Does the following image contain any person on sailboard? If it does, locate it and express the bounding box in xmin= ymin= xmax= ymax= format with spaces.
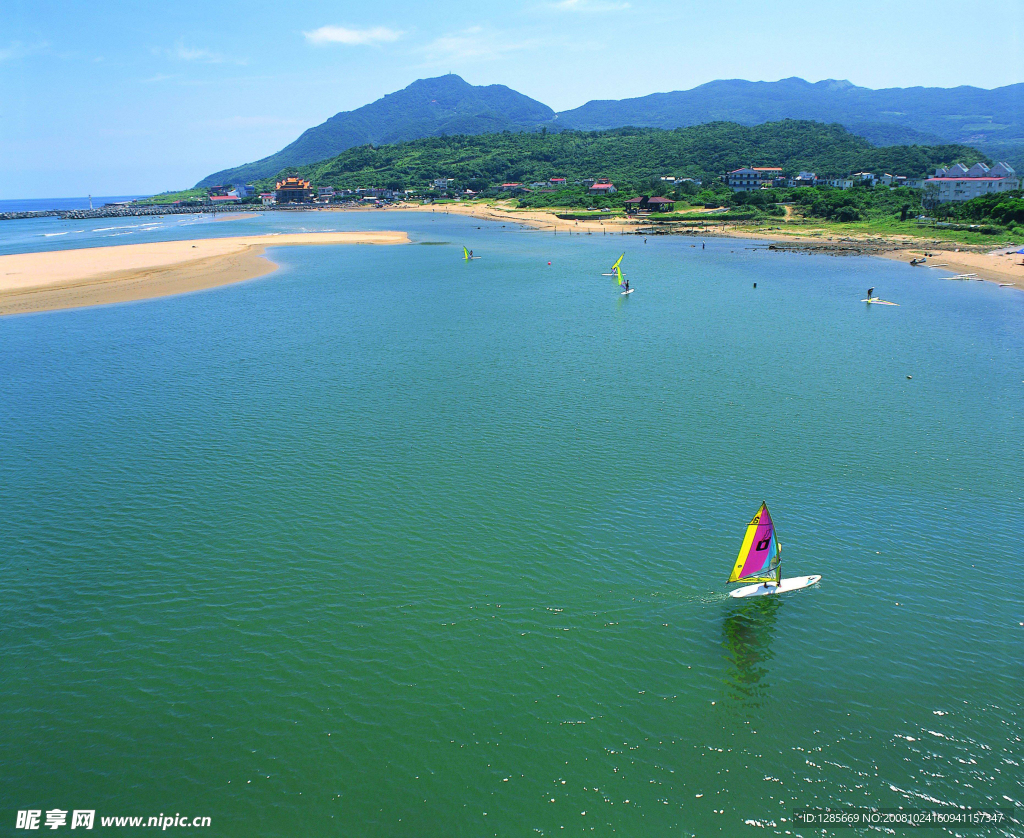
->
xmin=469 ymin=250 xmax=474 ymax=258
xmin=624 ymin=279 xmax=630 ymax=292
xmin=867 ymin=287 xmax=874 ymax=299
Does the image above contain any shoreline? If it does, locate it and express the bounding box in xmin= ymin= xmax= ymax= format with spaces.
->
xmin=1 ymin=209 xmax=1020 ymax=317
xmin=0 ymin=232 xmax=408 ymax=316
xmin=377 ymin=202 xmax=1024 ymax=289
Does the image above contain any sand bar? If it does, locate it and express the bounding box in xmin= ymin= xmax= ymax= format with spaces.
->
xmin=0 ymin=231 xmax=408 ymax=315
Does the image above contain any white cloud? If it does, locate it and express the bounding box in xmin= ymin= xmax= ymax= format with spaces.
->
xmin=153 ymin=43 xmax=247 ymax=65
xmin=0 ymin=41 xmax=48 ymax=62
xmin=552 ymin=0 xmax=630 ymax=10
xmin=419 ymin=27 xmax=539 ymax=64
xmin=303 ymin=25 xmax=403 ymax=46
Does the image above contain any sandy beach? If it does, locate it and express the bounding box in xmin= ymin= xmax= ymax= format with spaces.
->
xmin=383 ymin=200 xmax=637 ymax=234
xmin=0 ymin=231 xmax=408 ymax=315
xmin=878 ymin=246 xmax=1024 ymax=289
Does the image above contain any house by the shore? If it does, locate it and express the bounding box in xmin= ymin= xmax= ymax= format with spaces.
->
xmin=588 ymin=179 xmax=616 ymax=196
xmin=725 ymin=167 xmax=782 ymax=191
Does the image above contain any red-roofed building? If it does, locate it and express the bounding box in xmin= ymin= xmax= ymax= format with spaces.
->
xmin=210 ymin=195 xmax=240 ymax=203
xmin=549 ymin=177 xmax=567 ymax=185
xmin=588 ymin=180 xmax=617 ymax=195
xmin=924 ymin=162 xmax=1018 ymax=203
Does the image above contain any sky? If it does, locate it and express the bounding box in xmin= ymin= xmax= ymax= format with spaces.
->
xmin=2 ymin=0 xmax=1021 ymax=199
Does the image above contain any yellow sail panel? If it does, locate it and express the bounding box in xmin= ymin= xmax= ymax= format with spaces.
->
xmin=615 ymin=265 xmax=624 ymax=286
xmin=463 ymin=246 xmax=470 ymax=260
xmin=611 ymin=253 xmax=624 ymax=270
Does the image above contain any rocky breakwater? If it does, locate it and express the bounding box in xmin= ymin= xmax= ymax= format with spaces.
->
xmin=57 ymin=204 xmax=273 ymax=220
xmin=0 ymin=210 xmax=61 ymax=221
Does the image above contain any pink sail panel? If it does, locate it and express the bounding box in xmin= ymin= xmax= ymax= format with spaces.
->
xmin=739 ymin=504 xmax=775 ymax=578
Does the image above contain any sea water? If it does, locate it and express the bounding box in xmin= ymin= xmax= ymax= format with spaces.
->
xmin=1 ymin=211 xmax=1022 ymax=836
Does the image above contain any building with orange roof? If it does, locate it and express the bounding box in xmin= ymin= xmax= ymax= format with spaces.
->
xmin=275 ymin=176 xmax=314 ymax=204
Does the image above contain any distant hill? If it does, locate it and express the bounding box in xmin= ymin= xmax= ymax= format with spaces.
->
xmin=197 ymin=75 xmax=1023 ymax=188
xmin=197 ymin=75 xmax=556 ymax=187
xmin=555 ymin=78 xmax=1024 ymax=168
xmin=253 ymin=121 xmax=986 ymax=193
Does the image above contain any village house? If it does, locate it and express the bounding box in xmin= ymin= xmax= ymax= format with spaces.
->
xmin=259 ymin=192 xmax=275 ymax=206
xmin=587 ymin=179 xmax=616 ymax=196
xmin=822 ymin=178 xmax=854 ymax=189
xmin=788 ymin=171 xmax=818 ymax=188
xmin=275 ymin=176 xmax=315 ymax=204
xmin=317 ymin=186 xmax=335 ymax=202
xmin=725 ymin=167 xmax=783 ymax=191
xmin=924 ymin=162 xmax=1019 ymax=203
xmin=549 ymin=177 xmax=567 ymax=186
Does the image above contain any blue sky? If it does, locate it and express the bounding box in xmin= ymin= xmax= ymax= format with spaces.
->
xmin=2 ymin=0 xmax=1021 ymax=198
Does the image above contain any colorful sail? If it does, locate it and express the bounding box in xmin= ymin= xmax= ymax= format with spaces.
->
xmin=463 ymin=246 xmax=470 ymax=261
xmin=611 ymin=253 xmax=624 ymax=271
xmin=615 ymin=265 xmax=624 ymax=286
xmin=727 ymin=502 xmax=781 ymax=583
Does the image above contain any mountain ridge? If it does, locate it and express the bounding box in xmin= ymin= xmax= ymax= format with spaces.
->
xmin=196 ymin=75 xmax=1024 ymax=187
xmin=197 ymin=75 xmax=556 ymax=187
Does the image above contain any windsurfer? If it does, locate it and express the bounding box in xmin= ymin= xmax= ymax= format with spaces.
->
xmin=867 ymin=287 xmax=875 ymax=299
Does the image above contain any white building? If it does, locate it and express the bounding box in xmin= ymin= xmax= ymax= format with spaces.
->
xmin=259 ymin=192 xmax=276 ymax=206
xmin=924 ymin=162 xmax=1019 ymax=203
xmin=725 ymin=167 xmax=782 ymax=191
xmin=823 ymin=178 xmax=854 ymax=189
xmin=787 ymin=171 xmax=817 ymax=188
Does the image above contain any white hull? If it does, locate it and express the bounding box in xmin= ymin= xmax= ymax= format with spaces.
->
xmin=621 ymin=288 xmax=634 ymax=295
xmin=729 ymin=575 xmax=821 ymax=598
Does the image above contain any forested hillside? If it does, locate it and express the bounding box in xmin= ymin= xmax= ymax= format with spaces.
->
xmin=556 ymin=78 xmax=1024 ymax=169
xmin=253 ymin=120 xmax=986 ymax=193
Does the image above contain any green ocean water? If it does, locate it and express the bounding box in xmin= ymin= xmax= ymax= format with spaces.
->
xmin=1 ymin=212 xmax=1022 ymax=836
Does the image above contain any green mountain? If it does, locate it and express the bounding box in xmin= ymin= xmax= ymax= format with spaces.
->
xmin=254 ymin=121 xmax=985 ymax=193
xmin=196 ymin=75 xmax=556 ymax=187
xmin=555 ymin=78 xmax=1024 ymax=168
xmin=198 ymin=75 xmax=1022 ymax=189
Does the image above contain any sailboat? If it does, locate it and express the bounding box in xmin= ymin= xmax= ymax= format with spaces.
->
xmin=463 ymin=246 xmax=480 ymax=261
xmin=726 ymin=502 xmax=820 ymax=598
xmin=601 ymin=253 xmax=625 ymax=276
xmin=616 ymin=265 xmax=632 ymax=294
